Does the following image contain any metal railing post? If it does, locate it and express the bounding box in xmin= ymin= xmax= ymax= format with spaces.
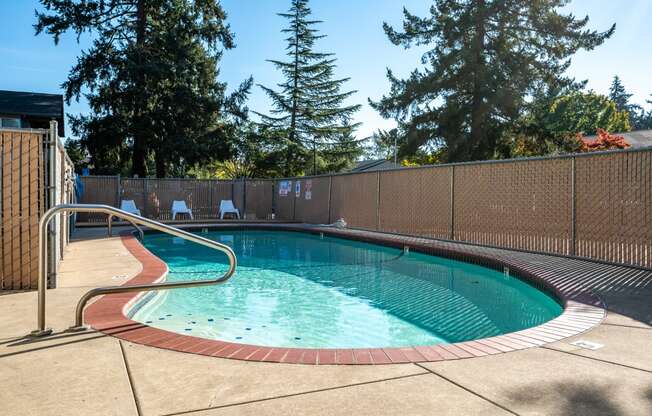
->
xmin=450 ymin=165 xmax=455 ymax=240
xmin=570 ymin=157 xmax=576 ymax=256
xmin=31 ymin=203 xmax=236 ymax=336
xmin=376 ymin=171 xmax=381 ymax=231
xmin=327 ymin=175 xmax=333 ymax=224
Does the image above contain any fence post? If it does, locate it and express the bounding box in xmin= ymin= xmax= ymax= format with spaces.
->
xmin=47 ymin=120 xmax=57 ymax=288
xmin=570 ymin=156 xmax=576 ymax=256
xmin=450 ymin=165 xmax=455 ymax=240
xmin=143 ymin=177 xmax=149 ymax=218
xmin=327 ymin=175 xmax=333 ymax=224
xmin=375 ymin=171 xmax=381 ymax=231
xmin=242 ymin=178 xmax=247 ymax=219
xmin=292 ymin=179 xmax=297 ymax=221
xmin=115 ymin=175 xmax=121 ymax=207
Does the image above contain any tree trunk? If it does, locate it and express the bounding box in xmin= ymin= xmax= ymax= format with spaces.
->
xmin=286 ymin=7 xmax=301 ymax=177
xmin=132 ymin=0 xmax=148 ymax=177
xmin=155 ymin=149 xmax=167 ymax=178
xmin=469 ymin=0 xmax=487 ymax=161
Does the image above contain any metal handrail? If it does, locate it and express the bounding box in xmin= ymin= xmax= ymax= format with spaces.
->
xmin=31 ymin=203 xmax=237 ymax=336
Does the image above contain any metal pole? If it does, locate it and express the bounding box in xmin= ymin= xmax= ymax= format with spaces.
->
xmin=48 ymin=121 xmax=57 ymax=288
xmin=450 ymin=165 xmax=455 ymax=240
xmin=376 ymin=171 xmax=381 ymax=230
xmin=570 ymin=157 xmax=576 ymax=256
xmin=327 ymin=175 xmax=333 ymax=224
xmin=32 ymin=203 xmax=235 ymax=336
xmin=393 ymin=135 xmax=397 ymax=165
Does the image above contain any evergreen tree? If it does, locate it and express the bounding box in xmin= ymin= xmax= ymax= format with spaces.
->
xmin=371 ymin=0 xmax=615 ymax=162
xmin=257 ymin=0 xmax=361 ymax=176
xmin=633 ymin=95 xmax=652 ymax=130
xmin=608 ymin=76 xmax=634 ymax=113
xmin=36 ymin=0 xmax=251 ymax=177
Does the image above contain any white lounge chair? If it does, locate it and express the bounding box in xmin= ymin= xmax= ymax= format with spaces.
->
xmin=171 ymin=200 xmax=193 ymax=220
xmin=120 ymin=200 xmax=141 ymax=216
xmin=219 ymin=200 xmax=240 ymax=219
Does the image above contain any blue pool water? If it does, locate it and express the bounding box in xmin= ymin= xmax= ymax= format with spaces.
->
xmin=130 ymin=230 xmax=562 ymax=348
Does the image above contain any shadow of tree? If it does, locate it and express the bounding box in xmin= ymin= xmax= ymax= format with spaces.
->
xmin=507 ymin=381 xmax=652 ymax=416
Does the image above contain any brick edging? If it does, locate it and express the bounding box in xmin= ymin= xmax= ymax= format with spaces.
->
xmin=84 ymin=226 xmax=605 ymax=365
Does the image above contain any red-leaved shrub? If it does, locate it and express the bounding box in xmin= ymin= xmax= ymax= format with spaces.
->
xmin=578 ymin=129 xmax=630 ymax=152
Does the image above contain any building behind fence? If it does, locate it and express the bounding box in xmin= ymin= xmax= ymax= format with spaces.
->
xmin=0 ymin=121 xmax=74 ymax=290
xmin=80 ymin=147 xmax=652 ymax=270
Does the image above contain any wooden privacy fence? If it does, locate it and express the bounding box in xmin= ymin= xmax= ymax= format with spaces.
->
xmin=0 ymin=124 xmax=74 ymax=290
xmin=78 ymin=177 xmax=273 ymax=222
xmin=80 ymin=146 xmax=652 ymax=269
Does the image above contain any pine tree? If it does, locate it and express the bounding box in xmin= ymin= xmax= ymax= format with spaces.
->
xmin=36 ymin=0 xmax=251 ymax=177
xmin=609 ymin=76 xmax=633 ymax=113
xmin=371 ymin=0 xmax=615 ymax=162
xmin=257 ymin=0 xmax=361 ymax=176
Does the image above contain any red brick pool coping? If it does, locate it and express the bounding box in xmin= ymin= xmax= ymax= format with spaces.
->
xmin=84 ymin=226 xmax=606 ymax=365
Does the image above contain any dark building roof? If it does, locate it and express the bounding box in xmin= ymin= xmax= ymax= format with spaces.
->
xmin=0 ymin=90 xmax=64 ymax=135
xmin=350 ymin=159 xmax=401 ymax=172
xmin=583 ymin=129 xmax=652 ymax=149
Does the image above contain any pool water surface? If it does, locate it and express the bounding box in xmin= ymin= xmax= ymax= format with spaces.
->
xmin=130 ymin=230 xmax=562 ymax=348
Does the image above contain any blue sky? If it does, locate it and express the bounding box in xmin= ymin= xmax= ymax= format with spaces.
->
xmin=2 ymin=0 xmax=651 ymax=140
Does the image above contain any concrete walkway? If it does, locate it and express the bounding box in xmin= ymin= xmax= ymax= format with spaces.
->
xmin=1 ymin=228 xmax=651 ymax=415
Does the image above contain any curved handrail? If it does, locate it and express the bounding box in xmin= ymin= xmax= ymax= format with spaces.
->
xmin=31 ymin=203 xmax=237 ymax=336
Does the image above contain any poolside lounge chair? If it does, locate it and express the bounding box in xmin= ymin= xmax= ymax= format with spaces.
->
xmin=219 ymin=200 xmax=240 ymax=219
xmin=120 ymin=200 xmax=141 ymax=216
xmin=171 ymin=200 xmax=194 ymax=220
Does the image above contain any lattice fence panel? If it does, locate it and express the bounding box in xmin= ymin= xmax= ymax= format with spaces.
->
xmin=273 ymin=179 xmax=295 ymax=220
xmin=245 ymin=180 xmax=274 ymax=220
xmin=78 ymin=176 xmax=119 ymax=222
xmin=293 ymin=176 xmax=330 ymax=224
xmin=0 ymin=130 xmax=45 ymax=289
xmin=453 ymin=159 xmax=572 ymax=254
xmin=330 ymin=172 xmax=378 ymax=230
xmin=575 ymin=151 xmax=652 ymax=268
xmin=379 ymin=166 xmax=452 ymax=239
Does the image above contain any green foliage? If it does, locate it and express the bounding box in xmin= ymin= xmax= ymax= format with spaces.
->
xmin=371 ymin=0 xmax=615 ymax=162
xmin=503 ymin=91 xmax=630 ymax=158
xmin=36 ymin=0 xmax=251 ymax=177
xmin=63 ymin=138 xmax=90 ymax=173
xmin=632 ymin=95 xmax=652 ymax=130
xmin=544 ymin=92 xmax=631 ymax=137
xmin=256 ymin=0 xmax=362 ymax=176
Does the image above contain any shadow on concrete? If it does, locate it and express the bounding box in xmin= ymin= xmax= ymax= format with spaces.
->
xmin=507 ymin=382 xmax=652 ymax=416
xmin=0 ymin=323 xmax=144 ymax=359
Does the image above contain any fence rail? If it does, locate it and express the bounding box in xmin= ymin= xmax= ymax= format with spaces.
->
xmin=79 ymin=146 xmax=652 ymax=269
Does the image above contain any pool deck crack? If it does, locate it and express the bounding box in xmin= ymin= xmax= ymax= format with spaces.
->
xmin=120 ymin=340 xmax=144 ymax=416
xmin=160 ymin=370 xmax=431 ymax=416
xmin=540 ymin=345 xmax=652 ymax=374
xmin=413 ymin=362 xmax=521 ymax=416
xmin=600 ymin=322 xmax=652 ymax=330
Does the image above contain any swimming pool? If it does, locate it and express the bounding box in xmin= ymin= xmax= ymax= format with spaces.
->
xmin=129 ymin=230 xmax=562 ymax=349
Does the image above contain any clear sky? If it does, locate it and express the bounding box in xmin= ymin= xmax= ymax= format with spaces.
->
xmin=2 ymin=0 xmax=651 ymax=140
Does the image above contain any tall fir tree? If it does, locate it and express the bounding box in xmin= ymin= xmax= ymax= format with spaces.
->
xmin=609 ymin=76 xmax=634 ymax=113
xmin=371 ymin=0 xmax=615 ymax=162
xmin=36 ymin=0 xmax=251 ymax=177
xmin=257 ymin=0 xmax=361 ymax=176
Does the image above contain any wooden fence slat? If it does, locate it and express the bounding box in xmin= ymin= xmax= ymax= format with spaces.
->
xmin=11 ymin=131 xmax=22 ymax=289
xmin=20 ymin=132 xmax=31 ymax=289
xmin=2 ymin=132 xmax=14 ymax=289
xmin=29 ymin=135 xmax=41 ymax=288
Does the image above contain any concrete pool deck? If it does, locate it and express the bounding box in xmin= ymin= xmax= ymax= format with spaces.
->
xmin=1 ymin=226 xmax=651 ymax=415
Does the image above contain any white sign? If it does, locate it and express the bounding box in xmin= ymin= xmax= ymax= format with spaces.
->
xmin=295 ymin=181 xmax=301 ymax=197
xmin=279 ymin=180 xmax=291 ymax=197
xmin=305 ymin=179 xmax=312 ymax=200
